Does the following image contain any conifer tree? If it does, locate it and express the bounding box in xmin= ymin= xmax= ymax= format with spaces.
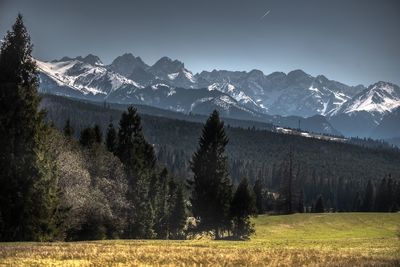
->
xmin=362 ymin=180 xmax=374 ymax=212
xmin=352 ymin=191 xmax=362 ymax=211
xmin=253 ymin=179 xmax=264 ymax=214
xmin=230 ymin=178 xmax=256 ymax=239
xmin=314 ymin=195 xmax=325 ymax=213
xmin=153 ymin=168 xmax=169 ymax=238
xmin=105 ymin=120 xmax=117 ymax=153
xmin=79 ymin=127 xmax=96 ymax=147
xmin=189 ymin=110 xmax=232 ymax=239
xmin=63 ymin=118 xmax=74 ymax=138
xmin=168 ymin=185 xmax=187 ymax=239
xmin=0 ymin=14 xmax=60 ymax=241
xmin=279 ymin=149 xmax=295 ymax=214
xmin=93 ymin=124 xmax=102 ymax=143
xmin=116 ymin=106 xmax=156 ymax=238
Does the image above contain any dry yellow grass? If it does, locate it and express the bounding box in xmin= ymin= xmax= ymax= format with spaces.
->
xmin=0 ymin=213 xmax=399 ymax=266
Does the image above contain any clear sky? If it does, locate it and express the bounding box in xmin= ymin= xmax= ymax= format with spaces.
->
xmin=1 ymin=0 xmax=399 ymax=86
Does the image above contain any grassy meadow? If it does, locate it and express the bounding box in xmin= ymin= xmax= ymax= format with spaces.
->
xmin=0 ymin=213 xmax=399 ymax=266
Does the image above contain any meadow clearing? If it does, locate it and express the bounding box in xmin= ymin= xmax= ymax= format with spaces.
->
xmin=0 ymin=213 xmax=399 ymax=266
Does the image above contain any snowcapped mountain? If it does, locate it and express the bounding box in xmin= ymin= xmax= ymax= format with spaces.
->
xmin=36 ymin=57 xmax=264 ymax=121
xmin=196 ymin=69 xmax=364 ymax=117
xmin=148 ymin=57 xmax=197 ymax=89
xmin=331 ymin=82 xmax=400 ymax=119
xmin=328 ymin=82 xmax=400 ymax=137
xmin=36 ymin=53 xmax=399 ymax=138
xmin=37 ymin=58 xmax=141 ymax=98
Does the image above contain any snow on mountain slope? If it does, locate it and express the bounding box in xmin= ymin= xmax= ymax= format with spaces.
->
xmin=36 ymin=57 xmax=142 ymax=96
xmin=327 ymin=82 xmax=400 ymax=137
xmin=334 ymin=82 xmax=400 ymax=116
xmin=37 ymin=53 xmax=400 ymax=139
xmin=198 ymin=70 xmax=363 ymax=117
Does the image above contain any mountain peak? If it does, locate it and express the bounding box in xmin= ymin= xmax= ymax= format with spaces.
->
xmin=80 ymin=54 xmax=102 ymax=65
xmin=153 ymin=57 xmax=185 ymax=69
xmin=287 ymin=69 xmax=309 ymax=77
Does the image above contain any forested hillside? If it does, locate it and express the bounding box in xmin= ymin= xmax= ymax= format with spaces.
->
xmin=42 ymin=94 xmax=400 ymax=211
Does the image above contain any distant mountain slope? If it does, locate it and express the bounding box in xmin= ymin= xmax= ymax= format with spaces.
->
xmin=329 ymin=82 xmax=400 ymax=137
xmin=371 ymin=107 xmax=400 ymax=139
xmin=36 ymin=54 xmax=365 ymax=119
xmin=36 ymin=53 xmax=399 ymax=138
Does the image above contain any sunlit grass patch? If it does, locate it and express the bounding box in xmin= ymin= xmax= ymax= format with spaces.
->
xmin=1 ymin=213 xmax=399 ymax=266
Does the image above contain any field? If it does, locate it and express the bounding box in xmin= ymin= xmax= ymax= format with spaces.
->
xmin=0 ymin=213 xmax=399 ymax=266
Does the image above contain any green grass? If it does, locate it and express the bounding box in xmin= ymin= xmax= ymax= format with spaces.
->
xmin=0 ymin=213 xmax=399 ymax=266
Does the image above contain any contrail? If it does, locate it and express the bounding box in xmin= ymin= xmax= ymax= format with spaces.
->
xmin=260 ymin=10 xmax=270 ymax=20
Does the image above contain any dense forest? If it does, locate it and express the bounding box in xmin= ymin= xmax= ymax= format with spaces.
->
xmin=42 ymin=94 xmax=400 ymax=212
xmin=1 ymin=15 xmax=399 ymax=243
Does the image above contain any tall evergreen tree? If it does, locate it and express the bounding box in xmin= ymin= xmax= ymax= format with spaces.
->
xmin=153 ymin=168 xmax=169 ymax=239
xmin=0 ymin=14 xmax=60 ymax=241
xmin=189 ymin=110 xmax=232 ymax=239
xmin=63 ymin=118 xmax=74 ymax=138
xmin=116 ymin=106 xmax=156 ymax=238
xmin=253 ymin=179 xmax=264 ymax=214
xmin=314 ymin=195 xmax=325 ymax=213
xmin=352 ymin=191 xmax=362 ymax=212
xmin=279 ymin=148 xmax=295 ymax=214
xmin=230 ymin=178 xmax=256 ymax=239
xmin=105 ymin=120 xmax=117 ymax=153
xmin=362 ymin=180 xmax=374 ymax=212
xmin=93 ymin=124 xmax=102 ymax=143
xmin=168 ymin=185 xmax=187 ymax=239
xmin=79 ymin=127 xmax=96 ymax=147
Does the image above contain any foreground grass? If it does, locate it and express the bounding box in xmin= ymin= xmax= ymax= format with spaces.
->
xmin=0 ymin=213 xmax=399 ymax=266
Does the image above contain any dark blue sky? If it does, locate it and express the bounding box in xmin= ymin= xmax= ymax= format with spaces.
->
xmin=1 ymin=0 xmax=399 ymax=86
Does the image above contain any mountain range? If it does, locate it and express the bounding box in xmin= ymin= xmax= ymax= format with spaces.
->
xmin=36 ymin=53 xmax=400 ymax=142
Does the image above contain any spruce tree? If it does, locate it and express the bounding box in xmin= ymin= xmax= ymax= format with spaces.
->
xmin=63 ymin=118 xmax=74 ymax=138
xmin=168 ymin=185 xmax=187 ymax=239
xmin=253 ymin=179 xmax=264 ymax=214
xmin=153 ymin=168 xmax=169 ymax=238
xmin=105 ymin=120 xmax=117 ymax=153
xmin=189 ymin=110 xmax=232 ymax=239
xmin=116 ymin=106 xmax=156 ymax=238
xmin=230 ymin=178 xmax=256 ymax=239
xmin=79 ymin=127 xmax=95 ymax=147
xmin=362 ymin=180 xmax=374 ymax=212
xmin=93 ymin=124 xmax=102 ymax=143
xmin=314 ymin=195 xmax=325 ymax=213
xmin=0 ymin=14 xmax=60 ymax=241
xmin=352 ymin=192 xmax=362 ymax=212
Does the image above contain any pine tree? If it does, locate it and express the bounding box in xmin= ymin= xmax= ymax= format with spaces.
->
xmin=79 ymin=127 xmax=95 ymax=147
xmin=63 ymin=119 xmax=74 ymax=138
xmin=375 ymin=177 xmax=388 ymax=212
xmin=116 ymin=106 xmax=156 ymax=238
xmin=279 ymin=149 xmax=295 ymax=214
xmin=230 ymin=178 xmax=256 ymax=239
xmin=253 ymin=179 xmax=263 ymax=214
xmin=0 ymin=14 xmax=61 ymax=241
xmin=297 ymin=189 xmax=304 ymax=213
xmin=189 ymin=110 xmax=232 ymax=239
xmin=93 ymin=124 xmax=102 ymax=143
xmin=168 ymin=185 xmax=187 ymax=239
xmin=105 ymin=120 xmax=117 ymax=153
xmin=314 ymin=195 xmax=325 ymax=213
xmin=362 ymin=180 xmax=374 ymax=212
xmin=352 ymin=191 xmax=362 ymax=212
xmin=153 ymin=168 xmax=169 ymax=238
